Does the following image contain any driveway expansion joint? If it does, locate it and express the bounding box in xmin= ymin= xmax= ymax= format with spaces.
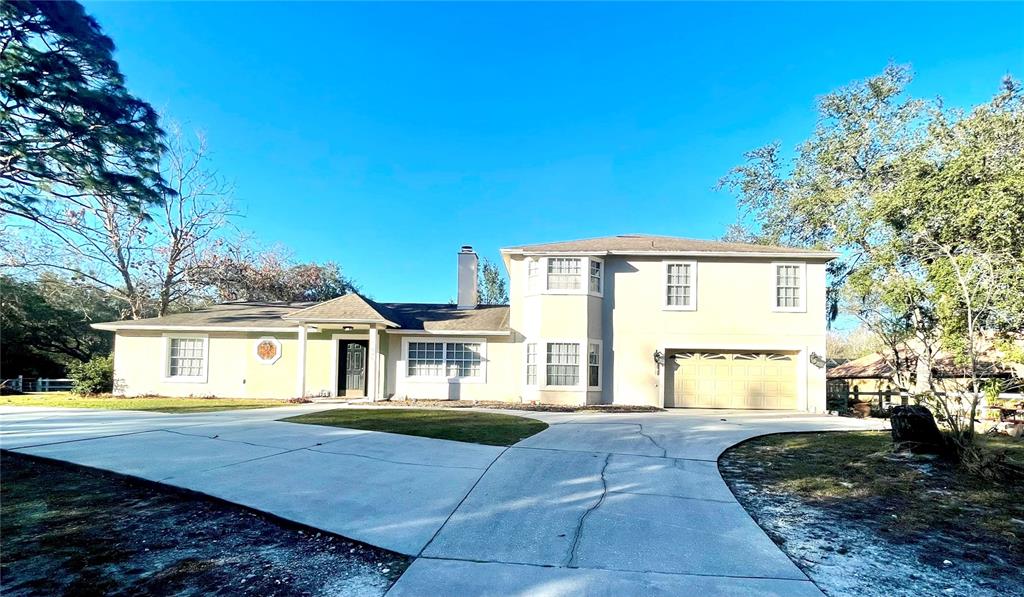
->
xmin=418 ymin=445 xmax=512 ymax=557
xmin=304 ymin=446 xmax=492 ymax=470
xmin=410 ymin=554 xmax=822 ymax=584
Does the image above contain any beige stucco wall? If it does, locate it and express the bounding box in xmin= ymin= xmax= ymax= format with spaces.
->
xmin=384 ymin=333 xmax=520 ymax=401
xmin=507 ymin=254 xmax=831 ymax=411
xmin=113 ymin=330 xmax=295 ymax=398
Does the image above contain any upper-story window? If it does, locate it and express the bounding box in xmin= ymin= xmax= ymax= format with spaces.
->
xmin=589 ymin=260 xmax=602 ymax=293
xmin=773 ymin=262 xmax=806 ymax=312
xmin=664 ymin=261 xmax=696 ymax=310
xmin=547 ymin=258 xmax=582 ymax=290
xmin=527 ymin=259 xmax=540 ymax=292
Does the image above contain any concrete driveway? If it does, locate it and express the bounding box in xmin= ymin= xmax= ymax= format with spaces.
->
xmin=0 ymin=405 xmax=886 ymax=597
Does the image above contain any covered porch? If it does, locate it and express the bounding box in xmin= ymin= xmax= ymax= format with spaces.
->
xmin=284 ymin=295 xmax=399 ymax=400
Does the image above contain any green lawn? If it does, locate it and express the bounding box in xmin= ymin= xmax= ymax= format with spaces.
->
xmin=283 ymin=408 xmax=548 ymax=446
xmin=1 ymin=393 xmax=291 ymax=413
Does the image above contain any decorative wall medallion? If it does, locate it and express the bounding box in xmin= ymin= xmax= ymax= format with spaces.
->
xmin=254 ymin=337 xmax=282 ymax=365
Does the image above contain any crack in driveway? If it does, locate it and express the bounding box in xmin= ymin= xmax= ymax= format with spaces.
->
xmin=635 ymin=423 xmax=668 ymax=457
xmin=565 ymin=452 xmax=613 ymax=567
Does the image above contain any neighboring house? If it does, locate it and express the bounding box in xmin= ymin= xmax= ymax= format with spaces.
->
xmin=828 ymin=345 xmax=1021 ymax=402
xmin=94 ymin=234 xmax=837 ymax=410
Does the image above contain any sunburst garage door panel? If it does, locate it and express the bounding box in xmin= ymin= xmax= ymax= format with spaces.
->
xmin=667 ymin=351 xmax=797 ymax=409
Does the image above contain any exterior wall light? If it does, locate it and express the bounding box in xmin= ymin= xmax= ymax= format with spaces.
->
xmin=653 ymin=350 xmax=665 ymax=375
xmin=809 ymin=351 xmax=826 ymax=369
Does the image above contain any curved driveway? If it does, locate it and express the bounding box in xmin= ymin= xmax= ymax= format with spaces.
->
xmin=1 ymin=406 xmax=886 ymax=597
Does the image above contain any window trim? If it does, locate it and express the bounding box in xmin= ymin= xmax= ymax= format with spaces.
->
xmin=544 ymin=257 xmax=584 ymax=294
xmin=400 ymin=337 xmax=487 ymax=383
xmin=531 ymin=256 xmax=604 ymax=297
xmin=587 ymin=339 xmax=602 ymax=390
xmin=524 ymin=342 xmax=538 ymax=387
xmin=663 ymin=260 xmax=698 ymax=311
xmin=771 ymin=261 xmax=807 ymax=313
xmin=543 ymin=339 xmax=582 ymax=389
xmin=587 ymin=257 xmax=604 ymax=297
xmin=162 ymin=333 xmax=209 ymax=383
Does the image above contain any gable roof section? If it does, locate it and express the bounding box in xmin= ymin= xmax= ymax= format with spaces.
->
xmin=283 ymin=294 xmax=398 ymax=326
xmin=502 ymin=234 xmax=837 ymax=258
xmin=92 ymin=301 xmax=313 ymax=331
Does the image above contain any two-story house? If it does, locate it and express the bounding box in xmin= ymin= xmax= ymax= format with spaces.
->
xmin=96 ymin=235 xmax=836 ymax=411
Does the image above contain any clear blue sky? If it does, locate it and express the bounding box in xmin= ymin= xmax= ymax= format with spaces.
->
xmin=85 ymin=1 xmax=1023 ymax=304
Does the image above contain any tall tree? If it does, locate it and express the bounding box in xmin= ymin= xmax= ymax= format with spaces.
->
xmin=1 ymin=0 xmax=167 ymax=217
xmin=477 ymin=258 xmax=508 ymax=305
xmin=0 ymin=274 xmax=120 ymax=377
xmin=720 ymin=66 xmax=1024 ymax=456
xmin=2 ymin=126 xmax=234 ymax=318
xmin=196 ymin=243 xmax=357 ymax=303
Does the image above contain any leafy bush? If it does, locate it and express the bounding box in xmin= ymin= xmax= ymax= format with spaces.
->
xmin=68 ymin=355 xmax=114 ymax=395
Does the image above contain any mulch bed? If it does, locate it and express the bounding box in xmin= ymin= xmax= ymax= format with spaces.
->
xmin=367 ymin=399 xmax=663 ymax=413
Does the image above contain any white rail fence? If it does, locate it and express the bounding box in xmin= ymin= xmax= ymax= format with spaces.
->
xmin=1 ymin=376 xmax=74 ymax=393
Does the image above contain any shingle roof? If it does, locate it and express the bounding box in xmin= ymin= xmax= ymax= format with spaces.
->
xmin=92 ymin=301 xmax=314 ymax=330
xmin=93 ymin=297 xmax=511 ymax=333
xmin=376 ymin=303 xmax=510 ymax=332
xmin=284 ymin=294 xmax=398 ymax=326
xmin=503 ymin=234 xmax=836 ymax=257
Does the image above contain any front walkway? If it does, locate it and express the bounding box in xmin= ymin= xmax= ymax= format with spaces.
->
xmin=0 ymin=405 xmax=886 ymax=597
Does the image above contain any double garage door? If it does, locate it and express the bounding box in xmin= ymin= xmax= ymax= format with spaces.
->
xmin=666 ymin=351 xmax=797 ymax=409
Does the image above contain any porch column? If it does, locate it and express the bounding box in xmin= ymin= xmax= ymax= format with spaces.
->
xmin=296 ymin=325 xmax=308 ymax=397
xmin=367 ymin=327 xmax=380 ymax=401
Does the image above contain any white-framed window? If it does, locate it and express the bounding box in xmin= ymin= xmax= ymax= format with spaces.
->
xmin=525 ymin=343 xmax=537 ymax=385
xmin=546 ymin=342 xmax=580 ymax=386
xmin=589 ymin=259 xmax=602 ymax=294
xmin=527 ymin=259 xmax=540 ymax=293
xmin=407 ymin=341 xmax=445 ymax=377
xmin=547 ymin=258 xmax=582 ymax=290
xmin=773 ymin=262 xmax=806 ymax=312
xmin=588 ymin=341 xmax=601 ymax=388
xmin=664 ymin=261 xmax=697 ymax=310
xmin=164 ymin=335 xmax=208 ymax=382
xmin=404 ymin=338 xmax=486 ymax=381
xmin=446 ymin=342 xmax=482 ymax=378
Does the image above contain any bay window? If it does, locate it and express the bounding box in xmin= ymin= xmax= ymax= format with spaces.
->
xmin=546 ymin=342 xmax=580 ymax=386
xmin=547 ymin=258 xmax=582 ymax=290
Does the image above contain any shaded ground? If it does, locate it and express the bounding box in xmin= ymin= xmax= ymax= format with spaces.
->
xmin=285 ymin=408 xmax=547 ymax=446
xmin=2 ymin=394 xmax=290 ymax=413
xmin=369 ymin=399 xmax=663 ymax=413
xmin=0 ymin=452 xmax=409 ymax=597
xmin=719 ymin=431 xmax=1024 ymax=597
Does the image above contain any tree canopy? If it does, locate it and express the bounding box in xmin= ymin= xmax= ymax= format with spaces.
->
xmin=1 ymin=0 xmax=167 ymax=216
xmin=721 ymin=65 xmax=1024 ymax=451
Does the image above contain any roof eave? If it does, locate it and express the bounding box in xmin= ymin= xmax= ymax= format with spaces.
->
xmin=281 ymin=316 xmax=399 ymax=328
xmin=501 ymin=248 xmax=838 ymax=259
